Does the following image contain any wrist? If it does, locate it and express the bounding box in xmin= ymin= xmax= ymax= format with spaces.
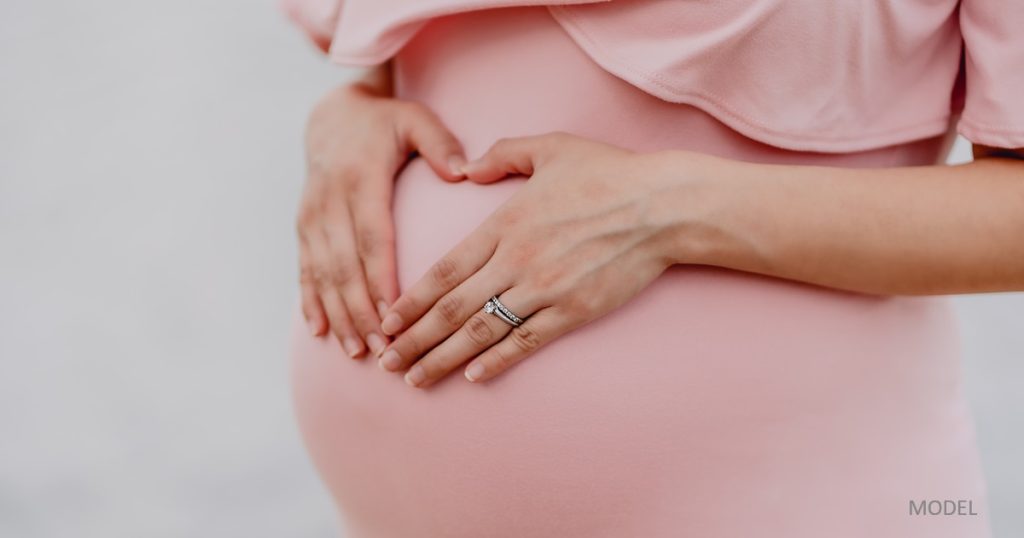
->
xmin=644 ymin=150 xmax=751 ymax=268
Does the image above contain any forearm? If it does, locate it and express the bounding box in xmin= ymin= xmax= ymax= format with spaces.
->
xmin=659 ymin=153 xmax=1024 ymax=295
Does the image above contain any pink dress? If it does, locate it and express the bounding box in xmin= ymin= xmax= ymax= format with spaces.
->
xmin=283 ymin=1 xmax=1022 ymax=536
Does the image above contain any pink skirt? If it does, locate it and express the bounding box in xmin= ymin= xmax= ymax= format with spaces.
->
xmin=289 ymin=7 xmax=990 ymax=537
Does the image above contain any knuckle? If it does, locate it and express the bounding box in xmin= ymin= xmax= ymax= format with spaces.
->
xmin=327 ymin=263 xmax=357 ymax=288
xmin=299 ymin=265 xmax=318 ymax=285
xmin=341 ymin=175 xmax=363 ymax=198
xmin=348 ymin=308 xmax=376 ymax=332
xmin=502 ymin=240 xmax=537 ymax=264
xmin=491 ymin=347 xmax=516 ymax=370
xmin=515 ymin=279 xmax=552 ymax=307
xmin=430 ymin=257 xmax=461 ymax=288
xmin=399 ymin=331 xmax=425 ymax=358
xmin=308 ymin=267 xmax=331 ymax=288
xmin=548 ymin=282 xmax=575 ymax=305
xmin=296 ymin=202 xmax=322 ymax=232
xmin=420 ymin=359 xmax=446 ymax=381
xmin=435 ymin=294 xmax=464 ymax=327
xmin=525 ymin=271 xmax=573 ymax=304
xmin=464 ymin=315 xmax=494 ymax=346
xmin=532 ymin=265 xmax=565 ymax=292
xmin=329 ymin=323 xmax=347 ymax=339
xmin=509 ymin=325 xmax=540 ymax=354
xmin=565 ymin=293 xmax=600 ymax=317
xmin=356 ymin=225 xmax=393 ymax=259
xmin=356 ymin=226 xmax=378 ymax=257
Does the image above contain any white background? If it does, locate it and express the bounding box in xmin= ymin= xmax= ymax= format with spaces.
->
xmin=1 ymin=1 xmax=1021 ymax=536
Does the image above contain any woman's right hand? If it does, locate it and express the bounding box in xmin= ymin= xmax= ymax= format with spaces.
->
xmin=298 ymin=77 xmax=467 ymax=358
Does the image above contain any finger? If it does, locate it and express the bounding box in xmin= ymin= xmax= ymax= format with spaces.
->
xmin=307 ymin=228 xmax=366 ymax=358
xmin=463 ymin=307 xmax=569 ymax=383
xmin=379 ymin=226 xmax=499 ymax=336
xmin=325 ymin=209 xmax=390 ymax=357
xmin=461 ymin=134 xmax=562 ymax=184
xmin=399 ymin=101 xmax=467 ymax=182
xmin=319 ymin=285 xmax=366 ymax=358
xmin=352 ymin=192 xmax=400 ymax=319
xmin=402 ymin=287 xmax=542 ymax=388
xmin=298 ymin=239 xmax=328 ymax=337
xmin=378 ymin=263 xmax=513 ymax=373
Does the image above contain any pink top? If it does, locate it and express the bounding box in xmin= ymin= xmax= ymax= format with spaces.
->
xmin=281 ymin=0 xmax=1024 ymax=152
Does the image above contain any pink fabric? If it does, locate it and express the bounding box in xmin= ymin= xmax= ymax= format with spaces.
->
xmin=281 ymin=0 xmax=610 ymax=63
xmin=959 ymin=0 xmax=1024 ymax=149
xmin=281 ymin=0 xmax=1024 ymax=151
xmin=288 ymin=7 xmax=991 ymax=537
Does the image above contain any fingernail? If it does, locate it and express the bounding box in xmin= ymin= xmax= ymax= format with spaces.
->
xmin=366 ymin=333 xmax=387 ymax=357
xmin=308 ymin=318 xmax=321 ymax=337
xmin=379 ymin=349 xmax=401 ymax=371
xmin=448 ymin=155 xmax=467 ymax=177
xmin=342 ymin=337 xmax=362 ymax=358
xmin=381 ymin=312 xmax=403 ymax=335
xmin=405 ymin=365 xmax=425 ymax=387
xmin=465 ymin=363 xmax=485 ymax=382
xmin=376 ymin=300 xmax=389 ymax=319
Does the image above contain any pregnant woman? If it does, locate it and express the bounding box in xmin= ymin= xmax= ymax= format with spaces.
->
xmin=283 ymin=1 xmax=1021 ymax=536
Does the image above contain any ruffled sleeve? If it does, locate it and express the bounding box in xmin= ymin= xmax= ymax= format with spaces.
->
xmin=957 ymin=0 xmax=1024 ymax=148
xmin=280 ymin=0 xmax=342 ymax=54
xmin=279 ymin=0 xmax=1003 ymax=154
xmin=279 ymin=0 xmax=610 ymax=66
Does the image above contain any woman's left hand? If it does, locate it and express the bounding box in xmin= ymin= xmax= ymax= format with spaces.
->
xmin=376 ymin=133 xmax=700 ymax=387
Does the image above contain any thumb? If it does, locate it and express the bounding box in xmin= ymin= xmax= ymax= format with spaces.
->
xmin=460 ymin=135 xmax=551 ymax=184
xmin=401 ymin=102 xmax=467 ymax=182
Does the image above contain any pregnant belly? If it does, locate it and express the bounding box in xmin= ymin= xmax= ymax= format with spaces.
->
xmin=290 ymin=160 xmax=983 ymax=538
xmin=289 ymin=7 xmax=986 ymax=538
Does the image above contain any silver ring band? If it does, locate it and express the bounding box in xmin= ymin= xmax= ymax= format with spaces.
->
xmin=482 ymin=295 xmax=526 ymax=327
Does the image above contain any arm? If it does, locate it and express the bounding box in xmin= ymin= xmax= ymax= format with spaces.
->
xmin=374 ymin=135 xmax=1024 ymax=386
xmin=658 ymin=146 xmax=1024 ymax=295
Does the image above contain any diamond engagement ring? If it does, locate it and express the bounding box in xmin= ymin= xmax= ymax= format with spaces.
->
xmin=482 ymin=295 xmax=526 ymax=327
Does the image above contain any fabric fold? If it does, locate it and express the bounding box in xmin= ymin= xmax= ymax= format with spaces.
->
xmin=280 ymin=0 xmax=1024 ymax=152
